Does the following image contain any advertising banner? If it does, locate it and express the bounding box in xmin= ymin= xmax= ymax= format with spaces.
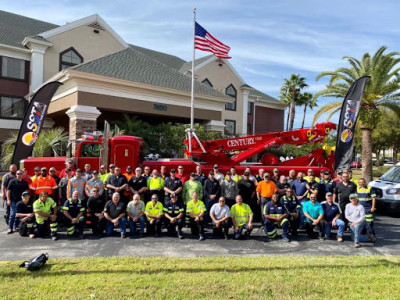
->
xmin=334 ymin=76 xmax=370 ymax=170
xmin=11 ymin=81 xmax=62 ymax=165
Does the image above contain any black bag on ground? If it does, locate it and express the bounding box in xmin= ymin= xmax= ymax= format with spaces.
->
xmin=19 ymin=253 xmax=49 ymax=271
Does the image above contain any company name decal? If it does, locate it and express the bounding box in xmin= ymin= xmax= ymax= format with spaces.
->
xmin=227 ymin=137 xmax=255 ymax=147
xmin=21 ymin=102 xmax=47 ymax=146
xmin=340 ymin=99 xmax=359 ymax=143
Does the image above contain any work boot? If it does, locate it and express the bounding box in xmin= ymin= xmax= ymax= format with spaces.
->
xmin=367 ymin=232 xmax=376 ymax=243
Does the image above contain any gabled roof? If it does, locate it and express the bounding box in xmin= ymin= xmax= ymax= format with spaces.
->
xmin=0 ymin=10 xmax=58 ymax=49
xmin=72 ymin=48 xmax=231 ymax=99
xmin=39 ymin=14 xmax=129 ymax=49
xmin=179 ymin=54 xmax=214 ymax=73
xmin=129 ymin=44 xmax=186 ymax=70
xmin=249 ymin=87 xmax=283 ymax=105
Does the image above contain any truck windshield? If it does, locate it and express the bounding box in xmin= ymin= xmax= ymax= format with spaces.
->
xmin=380 ymin=166 xmax=400 ymax=182
xmin=81 ymin=143 xmax=101 ymax=157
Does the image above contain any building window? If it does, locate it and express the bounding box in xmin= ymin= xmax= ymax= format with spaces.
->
xmin=59 ymin=47 xmax=83 ymax=71
xmin=202 ymin=78 xmax=213 ymax=87
xmin=248 ymin=101 xmax=253 ymax=115
xmin=0 ymin=96 xmax=26 ymax=119
xmin=1 ymin=56 xmax=26 ymax=80
xmin=225 ymin=119 xmax=236 ymax=136
xmin=225 ymin=84 xmax=237 ymax=111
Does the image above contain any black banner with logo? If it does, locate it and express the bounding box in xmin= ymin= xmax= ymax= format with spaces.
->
xmin=334 ymin=76 xmax=370 ymax=170
xmin=11 ymin=81 xmax=62 ymax=166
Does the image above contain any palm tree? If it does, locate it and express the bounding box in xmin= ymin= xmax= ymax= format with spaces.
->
xmin=298 ymin=92 xmax=315 ymax=129
xmin=0 ymin=127 xmax=68 ymax=169
xmin=313 ymin=46 xmax=400 ymax=182
xmin=280 ymin=74 xmax=309 ymax=130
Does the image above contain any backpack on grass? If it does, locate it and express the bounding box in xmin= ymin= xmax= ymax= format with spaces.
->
xmin=19 ymin=253 xmax=49 ymax=271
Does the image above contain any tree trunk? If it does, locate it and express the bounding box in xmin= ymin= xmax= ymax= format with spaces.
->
xmin=286 ymin=102 xmax=291 ymax=131
xmin=301 ymin=103 xmax=307 ymax=129
xmin=289 ymin=99 xmax=296 ymax=130
xmin=361 ymin=128 xmax=373 ymax=183
xmin=375 ymin=150 xmax=380 ymax=167
xmin=393 ymin=146 xmax=398 ymax=164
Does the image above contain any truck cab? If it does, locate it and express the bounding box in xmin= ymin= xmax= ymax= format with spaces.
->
xmin=21 ymin=135 xmax=145 ymax=176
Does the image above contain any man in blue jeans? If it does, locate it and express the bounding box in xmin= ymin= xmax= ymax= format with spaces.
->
xmin=126 ymin=194 xmax=146 ymax=237
xmin=104 ymin=192 xmax=127 ymax=238
xmin=322 ymin=192 xmax=345 ymax=242
xmin=345 ymin=193 xmax=375 ymax=248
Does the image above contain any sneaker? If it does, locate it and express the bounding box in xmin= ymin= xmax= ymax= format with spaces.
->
xmin=367 ymin=232 xmax=376 ymax=243
xmin=199 ymin=235 xmax=205 ymax=241
xmin=7 ymin=229 xmax=13 ymax=234
xmin=282 ymin=237 xmax=290 ymax=242
xmin=318 ymin=236 xmax=326 ymax=241
xmin=224 ymin=234 xmax=229 ymax=240
xmin=121 ymin=234 xmax=126 ymax=239
xmin=354 ymin=243 xmax=361 ymax=248
xmin=337 ymin=236 xmax=343 ymax=242
xmin=178 ymin=234 xmax=184 ymax=239
xmin=52 ymin=235 xmax=58 ymax=241
xmin=29 ymin=234 xmax=35 ymax=239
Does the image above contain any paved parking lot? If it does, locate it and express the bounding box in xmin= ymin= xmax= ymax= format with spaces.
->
xmin=1 ymin=203 xmax=399 ymax=261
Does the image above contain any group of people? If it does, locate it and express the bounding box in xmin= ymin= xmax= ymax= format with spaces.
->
xmin=2 ymin=161 xmax=377 ymax=247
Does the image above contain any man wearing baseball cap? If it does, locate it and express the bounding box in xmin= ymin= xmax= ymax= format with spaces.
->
xmin=15 ymin=191 xmax=35 ymax=238
xmin=322 ymin=192 xmax=345 ymax=242
xmin=345 ymin=193 xmax=375 ymax=248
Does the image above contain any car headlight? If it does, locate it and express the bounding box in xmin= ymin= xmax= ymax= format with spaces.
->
xmin=386 ymin=188 xmax=400 ymax=195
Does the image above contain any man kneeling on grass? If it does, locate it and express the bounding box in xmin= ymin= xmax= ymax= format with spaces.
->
xmin=230 ymin=195 xmax=253 ymax=240
xmin=104 ymin=192 xmax=127 ymax=238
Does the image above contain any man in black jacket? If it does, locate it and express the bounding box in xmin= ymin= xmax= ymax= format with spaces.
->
xmin=203 ymin=171 xmax=221 ymax=224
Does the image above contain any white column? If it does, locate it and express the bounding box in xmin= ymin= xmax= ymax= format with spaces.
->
xmin=29 ymin=45 xmax=48 ymax=92
xmin=242 ymin=90 xmax=250 ymax=135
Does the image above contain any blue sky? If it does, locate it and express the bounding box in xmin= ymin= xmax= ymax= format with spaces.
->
xmin=3 ymin=0 xmax=400 ymax=128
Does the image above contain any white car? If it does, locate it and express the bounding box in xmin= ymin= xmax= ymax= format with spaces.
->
xmin=369 ymin=164 xmax=400 ymax=216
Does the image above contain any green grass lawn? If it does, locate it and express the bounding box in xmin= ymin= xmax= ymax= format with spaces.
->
xmin=0 ymin=256 xmax=399 ymax=299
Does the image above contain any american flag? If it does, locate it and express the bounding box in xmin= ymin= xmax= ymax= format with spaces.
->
xmin=195 ymin=22 xmax=231 ymax=59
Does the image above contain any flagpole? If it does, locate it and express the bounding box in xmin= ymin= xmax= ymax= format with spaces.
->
xmin=190 ymin=7 xmax=196 ymax=130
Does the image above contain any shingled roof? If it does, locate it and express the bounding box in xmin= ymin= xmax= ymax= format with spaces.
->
xmin=0 ymin=10 xmax=57 ymax=48
xmin=129 ymin=44 xmax=186 ymax=70
xmin=72 ymin=47 xmax=231 ymax=99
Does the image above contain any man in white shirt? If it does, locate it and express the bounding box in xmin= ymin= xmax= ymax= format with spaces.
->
xmin=210 ymin=197 xmax=230 ymax=239
xmin=345 ymin=193 xmax=375 ymax=248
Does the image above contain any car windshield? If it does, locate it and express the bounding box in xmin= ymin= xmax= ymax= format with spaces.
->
xmin=380 ymin=166 xmax=400 ymax=182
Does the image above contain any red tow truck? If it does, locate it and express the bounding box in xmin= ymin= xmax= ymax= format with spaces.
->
xmin=21 ymin=122 xmax=336 ymax=177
